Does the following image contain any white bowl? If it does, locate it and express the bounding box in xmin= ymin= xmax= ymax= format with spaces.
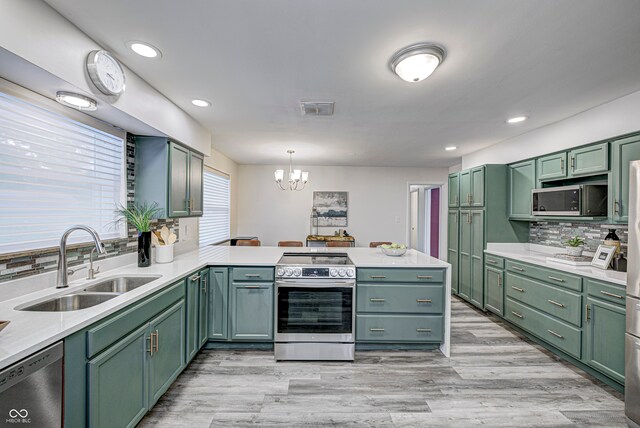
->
xmin=381 ymin=247 xmax=407 ymax=257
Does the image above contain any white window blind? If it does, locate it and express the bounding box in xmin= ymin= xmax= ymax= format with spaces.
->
xmin=200 ymin=168 xmax=230 ymax=245
xmin=0 ymin=91 xmax=125 ymax=254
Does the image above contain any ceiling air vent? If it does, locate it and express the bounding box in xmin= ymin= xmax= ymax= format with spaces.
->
xmin=300 ymin=101 xmax=334 ymax=116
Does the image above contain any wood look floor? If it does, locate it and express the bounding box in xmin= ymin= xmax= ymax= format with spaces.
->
xmin=138 ymin=297 xmax=626 ymax=427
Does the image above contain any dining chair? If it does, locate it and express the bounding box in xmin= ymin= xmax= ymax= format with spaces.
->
xmin=237 ymin=239 xmax=261 ymax=246
xmin=326 ymin=241 xmax=351 ymax=247
xmin=369 ymin=241 xmax=392 ymax=248
xmin=278 ymin=240 xmax=303 ymax=247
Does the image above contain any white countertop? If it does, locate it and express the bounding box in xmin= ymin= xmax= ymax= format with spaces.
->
xmin=485 ymin=243 xmax=627 ymax=286
xmin=0 ymin=246 xmax=449 ymax=369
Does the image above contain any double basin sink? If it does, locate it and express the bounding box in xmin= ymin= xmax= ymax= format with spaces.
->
xmin=19 ymin=276 xmax=161 ymax=312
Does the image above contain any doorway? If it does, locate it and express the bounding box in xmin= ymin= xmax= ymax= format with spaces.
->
xmin=408 ymin=184 xmax=442 ymax=257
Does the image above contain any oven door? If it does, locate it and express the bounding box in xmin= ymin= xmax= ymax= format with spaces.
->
xmin=532 ymin=185 xmax=581 ymax=216
xmin=275 ymin=279 xmax=355 ymax=343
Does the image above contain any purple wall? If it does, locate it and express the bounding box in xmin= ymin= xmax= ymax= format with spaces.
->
xmin=429 ymin=188 xmax=440 ymax=258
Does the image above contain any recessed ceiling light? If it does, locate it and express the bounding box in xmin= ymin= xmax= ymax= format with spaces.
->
xmin=445 ymin=146 xmax=457 ymax=151
xmin=55 ymin=91 xmax=97 ymax=111
xmin=507 ymin=116 xmax=527 ymax=124
xmin=128 ymin=41 xmax=161 ymax=58
xmin=191 ymin=99 xmax=211 ymax=107
xmin=389 ymin=43 xmax=446 ymax=83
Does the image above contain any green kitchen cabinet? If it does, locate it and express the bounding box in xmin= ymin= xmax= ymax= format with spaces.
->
xmin=447 ymin=210 xmax=459 ymax=294
xmin=568 ymin=142 xmax=609 ymax=177
xmin=585 ymin=297 xmax=626 ymax=384
xmin=460 ymin=170 xmax=472 ymax=207
xmin=229 ymin=282 xmax=274 ymax=341
xmin=485 ymin=265 xmax=504 ymax=316
xmin=186 ymin=269 xmax=208 ymax=361
xmin=458 ymin=211 xmax=472 ymax=301
xmin=470 ymin=166 xmax=485 ymax=207
xmin=208 ymin=268 xmax=229 ymax=340
xmin=135 ymin=136 xmax=204 ymax=218
xmin=469 ymin=210 xmax=485 ymax=309
xmin=509 ymin=159 xmax=536 ymax=219
xmin=611 ymin=133 xmax=640 ymax=222
xmin=448 ymin=172 xmax=460 ymax=207
xmin=198 ymin=270 xmax=209 ymax=347
xmin=536 ymin=152 xmax=567 ymax=181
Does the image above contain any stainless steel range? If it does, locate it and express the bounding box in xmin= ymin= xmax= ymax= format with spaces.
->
xmin=275 ymin=252 xmax=356 ymax=361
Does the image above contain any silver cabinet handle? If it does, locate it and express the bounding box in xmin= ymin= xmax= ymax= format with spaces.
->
xmin=416 ymin=275 xmax=433 ymax=279
xmin=548 ymin=276 xmax=565 ymax=283
xmin=369 ymin=298 xmax=386 ymax=302
xmin=369 ymin=328 xmax=385 ymax=332
xmin=189 ymin=274 xmax=201 ymax=282
xmin=570 ymin=156 xmax=575 ymax=171
xmin=244 ymin=285 xmax=261 ymax=289
xmin=147 ymin=335 xmax=153 ymax=355
xmin=201 ymin=276 xmax=207 ymax=293
xmin=614 ymin=199 xmax=620 ymax=215
xmin=416 ymin=299 xmax=432 ymax=303
xmin=487 ymin=259 xmax=497 ymax=264
xmin=512 ymin=266 xmax=525 ymax=272
xmin=560 ymin=158 xmax=564 ymax=173
xmin=586 ymin=304 xmax=591 ymax=321
xmin=511 ymin=311 xmax=524 ymax=319
xmin=548 ymin=299 xmax=565 ymax=308
xmin=547 ymin=329 xmax=564 ymax=339
xmin=244 ymin=274 xmax=261 ymax=278
xmin=511 ymin=286 xmax=525 ymax=293
xmin=370 ymin=275 xmax=386 ymax=279
xmin=600 ymin=290 xmax=624 ymax=299
xmin=498 ymin=274 xmax=502 ymax=287
xmin=416 ymin=328 xmax=432 ymax=333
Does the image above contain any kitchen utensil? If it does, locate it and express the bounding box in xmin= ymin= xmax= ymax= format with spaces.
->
xmin=151 ymin=232 xmax=160 ymax=247
xmin=167 ymin=233 xmax=177 ymax=245
xmin=160 ymin=226 xmax=170 ymax=244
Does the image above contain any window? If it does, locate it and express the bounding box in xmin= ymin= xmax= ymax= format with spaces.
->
xmin=0 ymin=91 xmax=125 ymax=254
xmin=199 ymin=167 xmax=230 ymax=245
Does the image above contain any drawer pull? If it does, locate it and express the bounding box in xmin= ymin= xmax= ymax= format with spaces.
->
xmin=512 ymin=266 xmax=525 ymax=272
xmin=370 ymin=275 xmax=386 ymax=279
xmin=600 ymin=290 xmax=624 ymax=299
xmin=511 ymin=311 xmax=524 ymax=319
xmin=244 ymin=285 xmax=261 ymax=289
xmin=244 ymin=274 xmax=261 ymax=278
xmin=369 ymin=298 xmax=386 ymax=302
xmin=416 ymin=299 xmax=432 ymax=303
xmin=189 ymin=275 xmax=201 ymax=282
xmin=547 ymin=299 xmax=565 ymax=308
xmin=369 ymin=328 xmax=385 ymax=332
xmin=547 ymin=329 xmax=564 ymax=339
xmin=548 ymin=276 xmax=565 ymax=283
xmin=417 ymin=275 xmax=433 ymax=279
xmin=511 ymin=286 xmax=525 ymax=293
xmin=147 ymin=335 xmax=153 ymax=355
xmin=416 ymin=328 xmax=432 ymax=333
xmin=487 ymin=259 xmax=498 ymax=264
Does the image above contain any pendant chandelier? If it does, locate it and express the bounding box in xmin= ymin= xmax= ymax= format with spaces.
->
xmin=274 ymin=150 xmax=309 ymax=191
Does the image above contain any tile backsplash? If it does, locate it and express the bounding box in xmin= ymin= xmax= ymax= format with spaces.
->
xmin=0 ymin=134 xmax=179 ymax=283
xmin=529 ymin=221 xmax=628 ymax=254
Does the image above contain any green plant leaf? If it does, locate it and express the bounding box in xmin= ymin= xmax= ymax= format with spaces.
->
xmin=113 ymin=201 xmax=163 ymax=232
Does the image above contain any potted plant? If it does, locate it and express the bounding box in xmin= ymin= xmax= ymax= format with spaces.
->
xmin=565 ymin=236 xmax=586 ymax=257
xmin=115 ymin=202 xmax=162 ymax=267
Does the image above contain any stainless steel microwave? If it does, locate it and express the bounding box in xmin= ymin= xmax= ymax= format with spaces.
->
xmin=531 ymin=184 xmax=608 ymax=216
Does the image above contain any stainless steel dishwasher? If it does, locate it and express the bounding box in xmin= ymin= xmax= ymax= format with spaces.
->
xmin=0 ymin=341 xmax=63 ymax=427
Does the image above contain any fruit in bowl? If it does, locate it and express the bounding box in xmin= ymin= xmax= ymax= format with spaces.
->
xmin=379 ymin=243 xmax=407 ymax=257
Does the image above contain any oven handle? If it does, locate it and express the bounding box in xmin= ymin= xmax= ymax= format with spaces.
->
xmin=276 ymin=280 xmax=355 ymax=288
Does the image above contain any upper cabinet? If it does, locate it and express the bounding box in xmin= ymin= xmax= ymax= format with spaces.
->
xmin=536 ymin=153 xmax=566 ymax=181
xmin=459 ymin=170 xmax=472 ymax=207
xmin=448 ymin=173 xmax=460 ymax=208
xmin=611 ymin=134 xmax=640 ymax=223
xmin=459 ymin=167 xmax=485 ymax=208
xmin=135 ymin=137 xmax=204 ymax=218
xmin=509 ymin=160 xmax=536 ymax=220
xmin=537 ymin=143 xmax=609 ymax=183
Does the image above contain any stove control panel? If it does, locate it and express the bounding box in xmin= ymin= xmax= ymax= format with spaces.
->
xmin=277 ymin=266 xmax=355 ymax=279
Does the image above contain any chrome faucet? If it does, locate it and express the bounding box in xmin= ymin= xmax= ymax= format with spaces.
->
xmin=56 ymin=225 xmax=106 ymax=288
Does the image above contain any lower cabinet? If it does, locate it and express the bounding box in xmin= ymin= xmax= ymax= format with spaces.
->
xmin=484 ymin=265 xmax=504 ymax=316
xmin=208 ymin=268 xmax=229 ymax=340
xmin=585 ymin=297 xmax=626 ymax=384
xmin=229 ymin=282 xmax=274 ymax=340
xmin=186 ymin=269 xmax=209 ymax=361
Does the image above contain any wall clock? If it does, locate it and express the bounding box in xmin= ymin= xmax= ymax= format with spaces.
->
xmin=86 ymin=50 xmax=126 ymax=96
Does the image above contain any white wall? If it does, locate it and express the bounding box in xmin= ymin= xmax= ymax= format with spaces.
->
xmin=0 ymin=0 xmax=211 ymax=155
xmin=462 ymin=89 xmax=640 ymax=168
xmin=236 ymin=165 xmax=449 ymax=249
xmin=204 ymin=147 xmax=239 ymax=237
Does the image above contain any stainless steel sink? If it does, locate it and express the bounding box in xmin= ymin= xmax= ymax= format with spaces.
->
xmin=20 ymin=293 xmax=118 ymax=312
xmin=83 ymin=276 xmax=160 ymax=293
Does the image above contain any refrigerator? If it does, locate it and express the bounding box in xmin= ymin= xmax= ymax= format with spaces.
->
xmin=627 ymin=160 xmax=640 ymax=427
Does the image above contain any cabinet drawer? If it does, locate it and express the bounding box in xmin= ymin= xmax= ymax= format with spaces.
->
xmin=232 ymin=267 xmax=274 ymax=282
xmin=505 ymin=298 xmax=581 ymax=359
xmin=356 ymin=314 xmax=443 ymax=343
xmin=87 ymin=280 xmax=185 ymax=358
xmin=505 ymin=260 xmax=582 ymax=292
xmin=505 ymin=273 xmax=582 ymax=326
xmin=484 ymin=254 xmax=505 ymax=269
xmin=356 ymin=284 xmax=443 ymax=314
xmin=357 ymin=268 xmax=444 ymax=283
xmin=586 ymin=279 xmax=626 ymax=306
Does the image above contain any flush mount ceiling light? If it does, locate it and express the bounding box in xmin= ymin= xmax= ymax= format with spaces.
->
xmin=389 ymin=43 xmax=446 ymax=83
xmin=191 ymin=99 xmax=211 ymax=107
xmin=55 ymin=91 xmax=97 ymax=111
xmin=127 ymin=41 xmax=162 ymax=58
xmin=507 ymin=116 xmax=528 ymax=124
xmin=445 ymin=146 xmax=457 ymax=151
xmin=274 ymin=150 xmax=309 ymax=191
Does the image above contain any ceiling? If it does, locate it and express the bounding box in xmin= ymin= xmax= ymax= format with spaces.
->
xmin=44 ymin=0 xmax=640 ymax=167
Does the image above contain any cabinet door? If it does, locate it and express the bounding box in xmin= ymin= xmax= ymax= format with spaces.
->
xmin=611 ymin=134 xmax=640 ymax=222
xmin=209 ymin=268 xmax=229 ymax=340
xmin=198 ymin=270 xmax=209 ymax=347
xmin=230 ymin=282 xmax=273 ymax=340
xmin=485 ymin=267 xmax=503 ymax=316
xmin=536 ymin=153 xmax=567 ymax=181
xmin=189 ymin=152 xmax=204 ymax=216
xmin=186 ymin=272 xmax=201 ymax=360
xmin=447 ymin=210 xmax=459 ymax=294
xmin=470 ymin=167 xmax=485 ymax=207
xmin=168 ymin=142 xmax=190 ymax=217
xmin=448 ymin=173 xmax=460 ymax=208
xmin=469 ymin=210 xmax=485 ymax=309
xmin=509 ymin=160 xmax=536 ymax=219
xmin=149 ymin=301 xmax=186 ymax=404
xmin=568 ymin=142 xmax=609 ymax=177
xmin=88 ymin=325 xmax=149 ymax=428
xmin=585 ymin=297 xmax=625 ymax=384
xmin=460 ymin=170 xmax=472 ymax=207
xmin=458 ymin=210 xmax=471 ymax=301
